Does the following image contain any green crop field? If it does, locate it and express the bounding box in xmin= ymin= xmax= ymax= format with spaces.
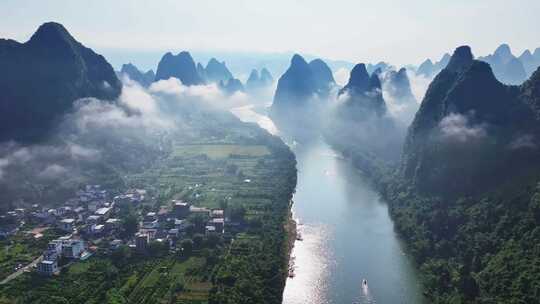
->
xmin=172 ymin=144 xmax=270 ymax=159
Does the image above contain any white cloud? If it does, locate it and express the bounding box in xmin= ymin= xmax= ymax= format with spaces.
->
xmin=406 ymin=70 xmax=431 ymax=103
xmin=439 ymin=113 xmax=487 ymax=143
xmin=12 ymin=147 xmax=33 ymax=162
xmin=333 ymin=68 xmax=350 ymax=86
xmin=38 ymin=164 xmax=68 ymax=180
xmin=334 ymin=91 xmax=350 ymax=106
xmin=382 ymin=93 xmax=418 ymax=126
xmin=120 ymin=81 xmax=160 ymax=115
xmin=72 ymin=99 xmax=143 ymax=131
xmin=379 ymin=73 xmax=419 ymax=126
xmin=0 ymin=76 xmax=279 ymax=188
xmin=0 ymin=141 xmax=103 ymax=182
xmin=230 ymin=105 xmax=278 ymax=135
xmin=148 ymin=77 xmax=262 ymax=110
xmin=68 ymin=143 xmax=101 ymax=160
xmin=509 ymin=134 xmax=537 ymax=150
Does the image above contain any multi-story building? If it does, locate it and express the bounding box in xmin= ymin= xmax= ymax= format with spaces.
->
xmin=58 ymin=218 xmax=75 ymax=232
xmin=173 ymin=200 xmax=190 ymax=219
xmin=61 ymin=239 xmax=85 ymax=259
xmin=135 ymin=233 xmax=149 ymax=252
xmin=95 ymin=207 xmax=112 ymax=220
xmin=37 ymin=259 xmax=58 ymax=276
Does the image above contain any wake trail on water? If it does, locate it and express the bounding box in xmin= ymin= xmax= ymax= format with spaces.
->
xmin=354 ymin=284 xmax=376 ymax=304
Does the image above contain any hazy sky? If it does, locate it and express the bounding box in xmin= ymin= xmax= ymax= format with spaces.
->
xmin=1 ymin=0 xmax=539 ymax=66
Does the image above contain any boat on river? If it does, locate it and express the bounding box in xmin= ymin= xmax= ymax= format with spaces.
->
xmin=288 ymin=256 xmax=296 ymax=278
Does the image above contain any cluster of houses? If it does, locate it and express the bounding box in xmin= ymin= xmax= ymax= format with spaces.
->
xmin=37 ymin=236 xmax=90 ymax=276
xmin=26 ymin=185 xmax=113 ymax=227
xmin=0 ymin=185 xmax=148 ymax=277
xmin=0 ymin=186 xmax=118 ymax=238
xmin=134 ymin=199 xmax=227 ymax=252
xmin=0 ymin=208 xmax=25 ymax=237
xmin=1 ymin=184 xmax=237 ymax=278
xmin=18 ymin=186 xmax=148 ymax=238
xmin=25 ymin=186 xmax=126 ymax=239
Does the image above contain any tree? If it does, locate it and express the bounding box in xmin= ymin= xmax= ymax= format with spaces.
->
xmin=111 ymin=245 xmax=131 ymax=266
xmin=206 ymin=233 xmax=221 ymax=248
xmin=229 ymin=205 xmax=246 ymax=223
xmin=188 ymin=213 xmax=208 ymax=233
xmin=180 ymin=239 xmax=194 ymax=256
xmin=193 ymin=233 xmax=204 ymax=249
xmin=148 ymin=241 xmax=169 ymax=257
xmin=106 ymin=288 xmax=126 ymax=304
xmin=219 ymin=197 xmax=229 ymax=211
xmin=205 ymin=249 xmax=219 ymax=266
xmin=121 ymin=214 xmax=138 ymax=238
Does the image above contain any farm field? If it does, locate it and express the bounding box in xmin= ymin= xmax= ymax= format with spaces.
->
xmin=0 ymin=108 xmax=297 ymax=304
xmin=172 ymin=144 xmax=270 ymax=159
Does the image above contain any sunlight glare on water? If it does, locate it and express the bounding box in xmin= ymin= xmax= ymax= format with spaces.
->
xmin=283 ymin=223 xmax=334 ymax=304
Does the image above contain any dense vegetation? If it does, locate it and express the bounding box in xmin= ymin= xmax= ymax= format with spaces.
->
xmin=328 ymin=135 xmax=540 ymax=303
xmin=379 ymin=176 xmax=540 ymax=303
xmin=0 ymin=229 xmax=60 ymax=281
xmin=328 ymin=46 xmax=540 ymax=303
xmin=210 ymin=143 xmax=296 ymax=303
xmin=0 ymin=98 xmax=297 ymax=303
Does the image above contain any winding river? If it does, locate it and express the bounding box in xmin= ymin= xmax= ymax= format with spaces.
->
xmin=232 ymin=105 xmax=423 ymax=304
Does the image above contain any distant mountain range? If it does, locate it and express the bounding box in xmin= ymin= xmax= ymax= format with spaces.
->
xmin=245 ymin=68 xmax=273 ymax=92
xmin=119 ymin=53 xmax=271 ymax=96
xmin=119 ymin=63 xmax=155 ymax=87
xmin=383 ymin=67 xmax=416 ymax=102
xmin=416 ymin=44 xmax=540 ymax=85
xmin=478 ymin=44 xmax=528 ymax=85
xmin=519 ymin=48 xmax=540 ymax=76
xmin=271 ymin=54 xmax=335 ymax=112
xmin=155 ymin=51 xmax=203 ymax=85
xmin=219 ymin=78 xmax=245 ymax=95
xmin=197 ymin=58 xmax=247 ymax=95
xmin=101 ymin=49 xmax=357 ymax=83
xmin=268 ymin=54 xmax=336 ymax=139
xmin=202 ymin=58 xmax=234 ymax=84
xmin=416 ymin=53 xmax=451 ymax=78
xmin=338 ymin=63 xmax=386 ymax=117
xmin=0 ymin=22 xmax=121 ymax=142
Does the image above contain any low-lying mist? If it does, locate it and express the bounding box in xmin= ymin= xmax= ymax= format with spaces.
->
xmin=0 ymin=77 xmax=273 ymax=210
xmin=269 ymin=68 xmax=430 ymax=164
xmin=0 ymin=61 xmax=431 ymax=209
xmin=332 ymin=67 xmax=428 ymax=126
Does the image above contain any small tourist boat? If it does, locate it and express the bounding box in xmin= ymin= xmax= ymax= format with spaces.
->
xmin=362 ymin=279 xmax=368 ymax=286
xmin=288 ymin=266 xmax=296 ymax=278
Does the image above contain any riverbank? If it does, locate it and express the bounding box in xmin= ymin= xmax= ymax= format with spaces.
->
xmin=284 ymin=201 xmax=297 ymax=280
xmin=281 ymin=140 xmax=423 ymax=304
